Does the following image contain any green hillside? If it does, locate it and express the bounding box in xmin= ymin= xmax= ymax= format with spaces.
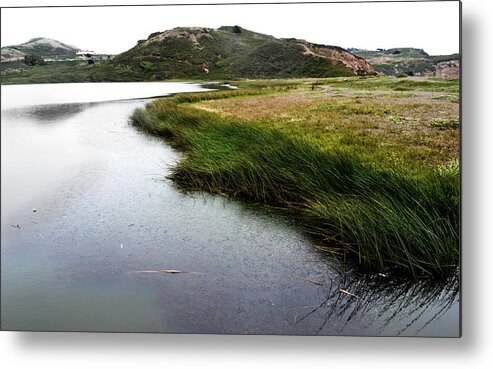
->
xmin=113 ymin=26 xmax=376 ymax=80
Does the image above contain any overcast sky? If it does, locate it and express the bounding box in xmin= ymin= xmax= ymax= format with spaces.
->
xmin=1 ymin=1 xmax=460 ymax=56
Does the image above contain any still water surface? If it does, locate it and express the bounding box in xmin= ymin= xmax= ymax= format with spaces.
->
xmin=1 ymin=82 xmax=459 ymax=335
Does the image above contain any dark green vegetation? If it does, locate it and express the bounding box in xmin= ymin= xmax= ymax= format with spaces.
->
xmin=350 ymin=47 xmax=460 ymax=77
xmin=23 ymin=54 xmax=46 ymax=66
xmin=131 ymin=77 xmax=459 ymax=278
xmin=1 ymin=26 xmax=375 ymax=84
xmin=0 ymin=60 xmax=141 ymax=84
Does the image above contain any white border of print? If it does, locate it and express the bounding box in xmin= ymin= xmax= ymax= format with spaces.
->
xmin=1 ymin=1 xmax=492 ymax=369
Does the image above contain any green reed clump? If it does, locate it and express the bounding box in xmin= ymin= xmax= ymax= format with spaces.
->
xmin=131 ymin=99 xmax=459 ymax=278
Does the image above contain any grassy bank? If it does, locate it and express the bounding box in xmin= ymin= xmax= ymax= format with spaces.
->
xmin=0 ymin=60 xmax=142 ymax=85
xmin=132 ymin=77 xmax=459 ymax=278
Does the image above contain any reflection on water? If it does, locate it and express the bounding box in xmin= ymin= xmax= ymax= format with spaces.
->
xmin=6 ymin=103 xmax=88 ymax=124
xmin=296 ymin=271 xmax=459 ymax=336
xmin=1 ymin=82 xmax=459 ymax=336
xmin=1 ymin=81 xmax=213 ymax=110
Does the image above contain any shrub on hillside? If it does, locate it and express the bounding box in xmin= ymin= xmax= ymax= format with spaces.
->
xmin=24 ymin=54 xmax=46 ymax=66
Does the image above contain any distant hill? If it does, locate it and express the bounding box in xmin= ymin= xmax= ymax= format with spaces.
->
xmin=349 ymin=47 xmax=460 ymax=77
xmin=113 ymin=26 xmax=376 ymax=79
xmin=1 ymin=38 xmax=79 ymax=62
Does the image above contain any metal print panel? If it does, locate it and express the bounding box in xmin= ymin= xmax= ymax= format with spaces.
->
xmin=0 ymin=1 xmax=461 ymax=336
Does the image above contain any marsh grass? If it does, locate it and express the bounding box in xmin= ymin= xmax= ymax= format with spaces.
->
xmin=430 ymin=118 xmax=460 ymax=129
xmin=196 ymin=84 xmax=459 ymax=171
xmin=431 ymin=94 xmax=460 ymax=103
xmin=170 ymin=89 xmax=266 ymax=104
xmin=132 ymin=96 xmax=459 ymax=278
xmin=320 ymin=76 xmax=459 ymax=93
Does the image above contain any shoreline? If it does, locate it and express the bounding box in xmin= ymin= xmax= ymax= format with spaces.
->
xmin=130 ymin=77 xmax=460 ymax=278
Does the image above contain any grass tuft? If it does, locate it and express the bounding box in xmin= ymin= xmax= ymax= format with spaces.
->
xmin=430 ymin=118 xmax=460 ymax=129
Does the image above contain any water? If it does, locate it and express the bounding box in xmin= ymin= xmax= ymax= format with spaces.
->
xmin=1 ymin=82 xmax=459 ymax=336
